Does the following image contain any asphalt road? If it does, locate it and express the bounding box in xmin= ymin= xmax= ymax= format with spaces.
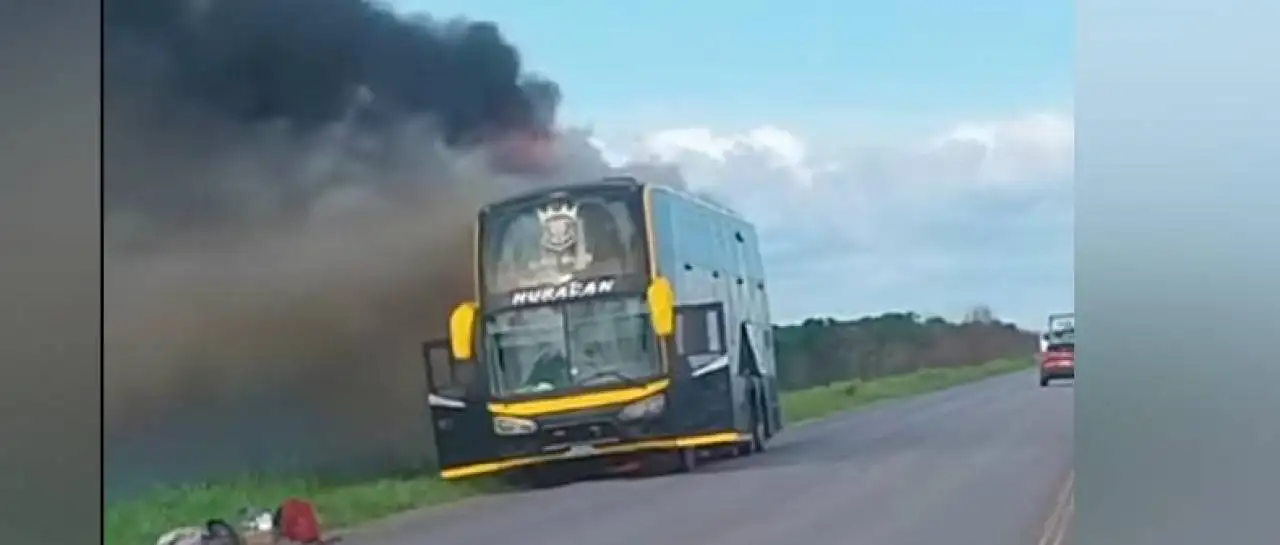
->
xmin=347 ymin=370 xmax=1074 ymax=545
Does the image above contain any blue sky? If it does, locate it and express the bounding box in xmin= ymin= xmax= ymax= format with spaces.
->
xmin=398 ymin=0 xmax=1072 ymax=121
xmin=393 ymin=0 xmax=1075 ymax=327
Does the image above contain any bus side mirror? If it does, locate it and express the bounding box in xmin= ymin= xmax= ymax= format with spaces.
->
xmin=647 ymin=277 xmax=675 ymax=337
xmin=449 ymin=301 xmax=479 ymax=360
xmin=1042 ymin=332 xmax=1051 ymax=341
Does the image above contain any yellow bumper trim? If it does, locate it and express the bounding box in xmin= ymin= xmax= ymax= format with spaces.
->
xmin=439 ymin=430 xmax=749 ymax=480
xmin=487 ymin=379 xmax=671 ymax=417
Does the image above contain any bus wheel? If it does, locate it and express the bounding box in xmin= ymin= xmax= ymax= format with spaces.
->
xmin=676 ymin=448 xmax=698 ymax=472
xmin=513 ymin=466 xmax=566 ymax=489
xmin=750 ymin=408 xmax=768 ymax=453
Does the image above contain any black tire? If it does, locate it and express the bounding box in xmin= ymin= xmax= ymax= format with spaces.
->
xmin=734 ymin=414 xmax=758 ymax=457
xmin=675 ymin=447 xmax=698 ymax=472
xmin=513 ymin=465 xmax=567 ymax=488
xmin=749 ymin=400 xmax=768 ymax=453
xmin=1040 ymin=376 xmax=1050 ymax=387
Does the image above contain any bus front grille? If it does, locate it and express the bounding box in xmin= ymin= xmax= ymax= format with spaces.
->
xmin=541 ymin=421 xmax=621 ymax=448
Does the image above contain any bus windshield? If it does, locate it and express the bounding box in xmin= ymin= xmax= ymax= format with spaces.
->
xmin=484 ymin=297 xmax=660 ymax=397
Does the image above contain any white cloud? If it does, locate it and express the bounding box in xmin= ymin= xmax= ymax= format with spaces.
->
xmin=640 ymin=125 xmax=825 ymax=187
xmin=924 ymin=112 xmax=1074 ymax=189
xmin=585 ymin=135 xmax=630 ymax=168
xmin=588 ymin=111 xmax=1074 ymax=326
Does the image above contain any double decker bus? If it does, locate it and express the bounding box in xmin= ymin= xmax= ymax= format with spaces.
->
xmin=421 ymin=176 xmax=783 ymax=481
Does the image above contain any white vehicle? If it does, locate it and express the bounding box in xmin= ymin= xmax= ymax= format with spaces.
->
xmin=1039 ymin=312 xmax=1074 ymax=352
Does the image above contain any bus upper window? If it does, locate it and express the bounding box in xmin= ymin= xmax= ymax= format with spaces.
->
xmin=483 ymin=193 xmax=645 ymax=292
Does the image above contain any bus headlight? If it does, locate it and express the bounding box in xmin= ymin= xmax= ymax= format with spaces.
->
xmin=618 ymin=394 xmax=666 ymax=421
xmin=493 ymin=416 xmax=538 ymax=436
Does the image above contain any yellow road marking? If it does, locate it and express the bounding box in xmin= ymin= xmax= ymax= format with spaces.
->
xmin=1038 ymin=469 xmax=1074 ymax=545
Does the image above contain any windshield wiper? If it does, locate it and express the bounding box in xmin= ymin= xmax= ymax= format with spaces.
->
xmin=574 ymin=370 xmax=641 ymax=388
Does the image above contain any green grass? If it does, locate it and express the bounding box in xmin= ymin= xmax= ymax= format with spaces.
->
xmin=105 ymin=474 xmax=504 ymax=545
xmin=108 ymin=358 xmax=1030 ymax=545
xmin=781 ymin=358 xmax=1033 ymax=424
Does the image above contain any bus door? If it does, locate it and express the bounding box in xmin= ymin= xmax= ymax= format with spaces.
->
xmin=421 ymin=339 xmax=490 ymax=472
xmin=674 ymin=302 xmax=733 ymax=429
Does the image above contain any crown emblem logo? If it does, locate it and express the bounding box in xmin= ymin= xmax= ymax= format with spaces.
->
xmin=536 ymin=202 xmax=579 ymax=223
xmin=538 ymin=202 xmax=580 ymax=252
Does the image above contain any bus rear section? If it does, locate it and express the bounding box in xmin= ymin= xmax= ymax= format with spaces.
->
xmin=646 ymin=183 xmax=783 ymax=459
xmin=419 ymin=178 xmax=767 ymax=481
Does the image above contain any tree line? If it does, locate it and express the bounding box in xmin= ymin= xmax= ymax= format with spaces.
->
xmin=773 ymin=308 xmax=1037 ymax=391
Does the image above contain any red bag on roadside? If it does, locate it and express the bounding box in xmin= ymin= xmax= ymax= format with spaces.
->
xmin=275 ymin=498 xmax=322 ymax=543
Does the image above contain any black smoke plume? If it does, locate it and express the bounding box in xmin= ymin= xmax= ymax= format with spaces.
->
xmin=104 ymin=0 xmax=607 ymax=497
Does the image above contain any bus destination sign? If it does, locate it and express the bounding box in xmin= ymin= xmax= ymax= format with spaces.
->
xmin=509 ymin=277 xmax=617 ymax=306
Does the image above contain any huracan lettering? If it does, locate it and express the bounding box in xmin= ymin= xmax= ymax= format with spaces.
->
xmin=509 ymin=278 xmax=616 ymax=306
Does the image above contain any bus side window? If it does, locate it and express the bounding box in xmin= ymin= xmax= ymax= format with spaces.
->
xmin=677 ymin=303 xmax=727 ymax=357
xmin=704 ymin=308 xmax=723 ymax=353
xmin=423 ymin=340 xmax=476 ymax=399
xmin=424 ymin=341 xmax=457 ymax=394
xmin=453 ymin=357 xmax=478 ymax=393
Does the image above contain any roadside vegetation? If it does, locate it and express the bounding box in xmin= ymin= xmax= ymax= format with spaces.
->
xmin=106 ymin=474 xmax=500 ymax=545
xmin=780 ymin=357 xmax=1031 ymax=423
xmin=107 ymin=308 xmax=1034 ymax=545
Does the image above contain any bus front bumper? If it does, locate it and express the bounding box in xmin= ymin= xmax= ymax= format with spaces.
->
xmin=439 ymin=430 xmax=748 ymax=480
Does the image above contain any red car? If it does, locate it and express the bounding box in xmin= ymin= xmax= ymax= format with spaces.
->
xmin=1039 ymin=335 xmax=1075 ymax=386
